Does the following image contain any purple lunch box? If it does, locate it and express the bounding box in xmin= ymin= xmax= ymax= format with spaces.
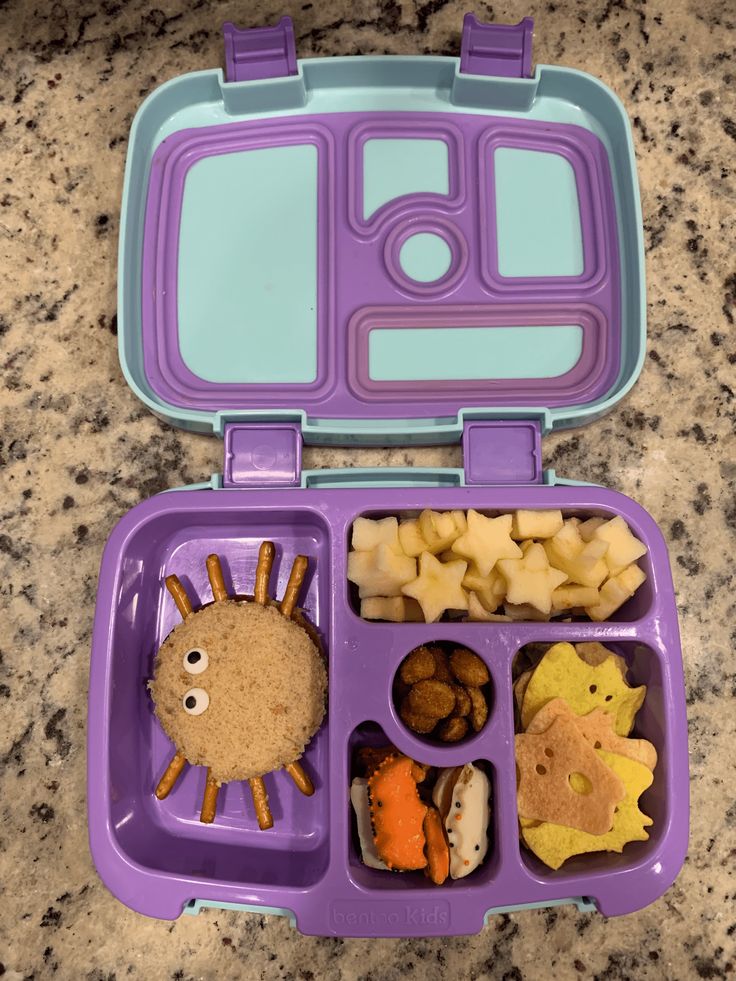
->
xmin=87 ymin=13 xmax=689 ymax=936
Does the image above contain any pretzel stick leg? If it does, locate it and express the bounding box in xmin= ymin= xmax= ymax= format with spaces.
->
xmin=286 ymin=761 xmax=314 ymax=797
xmin=254 ymin=541 xmax=276 ymax=606
xmin=206 ymin=554 xmax=228 ymax=603
xmin=200 ymin=770 xmax=219 ymax=824
xmin=155 ymin=751 xmax=187 ymax=799
xmin=166 ymin=574 xmax=193 ymax=619
xmin=280 ymin=555 xmax=308 ymax=620
xmin=248 ymin=777 xmax=273 ymax=830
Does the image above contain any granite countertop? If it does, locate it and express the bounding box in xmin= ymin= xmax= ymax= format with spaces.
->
xmin=1 ymin=0 xmax=734 ymax=977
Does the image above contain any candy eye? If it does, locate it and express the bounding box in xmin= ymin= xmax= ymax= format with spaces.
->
xmin=183 ymin=648 xmax=208 ymax=674
xmin=182 ymin=688 xmax=209 ymax=715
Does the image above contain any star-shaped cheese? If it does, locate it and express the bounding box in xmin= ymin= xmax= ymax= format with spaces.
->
xmin=451 ymin=510 xmax=521 ymax=577
xmin=497 ymin=542 xmax=567 ymax=615
xmin=402 ymin=551 xmax=468 ymax=624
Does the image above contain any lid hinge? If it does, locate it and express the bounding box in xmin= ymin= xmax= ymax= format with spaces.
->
xmin=223 ymin=423 xmax=302 ymax=488
xmin=223 ymin=16 xmax=298 ymax=83
xmin=463 ymin=420 xmax=543 ymax=485
xmin=459 ymin=13 xmax=534 ymax=79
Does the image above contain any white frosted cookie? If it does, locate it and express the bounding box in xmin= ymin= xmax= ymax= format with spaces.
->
xmin=433 ymin=763 xmax=491 ymax=879
xmin=350 ymin=778 xmax=388 ymax=870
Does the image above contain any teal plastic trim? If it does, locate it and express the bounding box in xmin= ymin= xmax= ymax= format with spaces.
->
xmin=398 ymin=232 xmax=453 ymax=283
xmin=552 ymin=476 xmax=596 ymax=487
xmin=184 ymin=896 xmax=594 ymax=927
xmin=184 ymin=899 xmax=296 ymax=927
xmin=177 ymin=145 xmax=319 ymax=385
xmin=369 ymin=326 xmax=583 ymax=382
xmin=301 ymin=467 xmax=464 ymax=489
xmin=119 ymin=57 xmax=645 ymax=441
xmin=484 ymin=897 xmax=596 ymax=923
xmin=169 ymin=467 xmax=559 ymax=492
xmin=212 ymin=407 xmax=552 ymax=443
xmin=494 ymin=148 xmax=584 ymax=278
xmin=363 ymin=137 xmax=449 ymax=219
xmin=166 ymin=477 xmax=222 ymax=492
xmin=184 ymin=896 xmax=593 ymax=928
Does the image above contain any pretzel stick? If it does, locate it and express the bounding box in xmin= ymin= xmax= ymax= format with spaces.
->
xmin=280 ymin=555 xmax=308 ymax=620
xmin=206 ymin=554 xmax=228 ymax=603
xmin=254 ymin=541 xmax=276 ymax=606
xmin=155 ymin=751 xmax=187 ymax=799
xmin=285 ymin=761 xmax=314 ymax=796
xmin=200 ymin=770 xmax=219 ymax=824
xmin=248 ymin=777 xmax=273 ymax=830
xmin=166 ymin=575 xmax=193 ymax=619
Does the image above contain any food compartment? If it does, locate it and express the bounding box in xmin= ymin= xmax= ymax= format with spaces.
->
xmin=346 ymin=506 xmax=655 ymax=625
xmin=97 ymin=495 xmax=332 ymax=896
xmin=392 ymin=640 xmax=493 ymax=746
xmin=512 ymin=639 xmax=672 ymax=882
xmin=346 ymin=722 xmax=498 ymax=892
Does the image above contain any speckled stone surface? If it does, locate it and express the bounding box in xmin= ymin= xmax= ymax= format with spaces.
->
xmin=1 ymin=0 xmax=734 ymax=977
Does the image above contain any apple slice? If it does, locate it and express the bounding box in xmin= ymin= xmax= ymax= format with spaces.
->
xmin=578 ymin=516 xmax=607 ymax=542
xmin=398 ymin=519 xmax=428 ymax=558
xmin=352 ymin=516 xmax=402 ymax=554
xmin=511 ymin=509 xmax=564 ymax=540
xmin=497 ymin=542 xmax=567 ymax=615
xmin=593 ymin=516 xmax=647 ymax=577
xmin=466 ymin=591 xmax=512 ymax=622
xmin=451 ymin=510 xmax=521 ymax=577
xmin=551 ymin=584 xmax=600 ymax=611
xmin=585 ymin=564 xmax=647 ymax=621
xmin=360 ymin=596 xmax=425 ymax=622
xmin=462 ymin=564 xmax=506 ymax=612
xmin=402 ymin=551 xmax=468 ymax=624
xmin=348 ymin=544 xmax=417 ymax=598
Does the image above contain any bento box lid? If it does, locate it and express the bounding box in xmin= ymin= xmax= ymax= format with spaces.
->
xmin=118 ymin=13 xmax=646 ymax=443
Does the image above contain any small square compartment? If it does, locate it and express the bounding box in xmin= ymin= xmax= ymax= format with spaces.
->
xmin=346 ymin=722 xmax=498 ymax=892
xmin=512 ymin=639 xmax=671 ymax=882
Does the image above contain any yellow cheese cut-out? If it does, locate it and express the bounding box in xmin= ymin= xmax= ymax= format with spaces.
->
xmin=520 ymin=642 xmax=645 ymax=736
xmin=520 ymin=750 xmax=653 ymax=870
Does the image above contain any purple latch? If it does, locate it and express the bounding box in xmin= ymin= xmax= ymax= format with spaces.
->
xmin=462 ymin=420 xmax=542 ymax=484
xmin=223 ymin=423 xmax=302 ymax=487
xmin=223 ymin=16 xmax=298 ymax=83
xmin=460 ymin=14 xmax=534 ymax=79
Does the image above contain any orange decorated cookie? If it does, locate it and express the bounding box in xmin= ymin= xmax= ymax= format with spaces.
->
xmin=368 ymin=755 xmax=428 ymax=870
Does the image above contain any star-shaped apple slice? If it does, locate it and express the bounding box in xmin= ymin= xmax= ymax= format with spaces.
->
xmin=497 ymin=542 xmax=567 ymax=615
xmin=451 ymin=510 xmax=521 ymax=577
xmin=347 ymin=543 xmax=417 ymax=598
xmin=402 ymin=551 xmax=468 ymax=623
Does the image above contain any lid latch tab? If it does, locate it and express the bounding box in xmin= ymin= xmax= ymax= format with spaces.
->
xmin=459 ymin=14 xmax=534 ymax=79
xmin=223 ymin=423 xmax=302 ymax=488
xmin=463 ymin=420 xmax=543 ymax=485
xmin=223 ymin=15 xmax=298 ymax=83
